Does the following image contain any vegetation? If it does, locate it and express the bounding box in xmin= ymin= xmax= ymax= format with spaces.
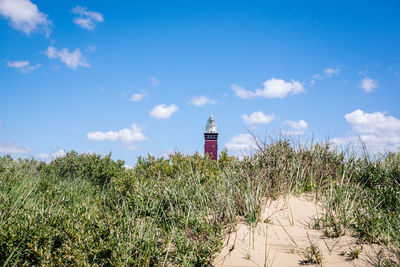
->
xmin=0 ymin=139 xmax=399 ymax=266
xmin=300 ymin=236 xmax=324 ymax=265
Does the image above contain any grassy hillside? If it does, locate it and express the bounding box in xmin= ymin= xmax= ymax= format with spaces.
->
xmin=0 ymin=141 xmax=399 ymax=266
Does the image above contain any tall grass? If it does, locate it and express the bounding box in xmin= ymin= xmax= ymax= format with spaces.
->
xmin=0 ymin=140 xmax=399 ymax=266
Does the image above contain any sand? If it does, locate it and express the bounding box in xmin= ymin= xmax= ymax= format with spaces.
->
xmin=214 ymin=195 xmax=382 ymax=267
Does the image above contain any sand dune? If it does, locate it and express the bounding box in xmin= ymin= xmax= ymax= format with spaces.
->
xmin=214 ymin=195 xmax=382 ymax=267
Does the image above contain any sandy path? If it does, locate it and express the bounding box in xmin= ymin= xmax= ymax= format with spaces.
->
xmin=214 ymin=195 xmax=380 ymax=267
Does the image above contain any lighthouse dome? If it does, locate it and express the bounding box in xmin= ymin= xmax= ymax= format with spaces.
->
xmin=205 ymin=115 xmax=218 ymax=133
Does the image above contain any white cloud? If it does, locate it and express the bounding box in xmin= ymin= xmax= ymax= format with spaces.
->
xmin=0 ymin=141 xmax=31 ymax=154
xmin=130 ymin=92 xmax=146 ymax=102
xmin=36 ymin=153 xmax=49 ymax=161
xmin=87 ymin=124 xmax=148 ymax=149
xmin=311 ymin=67 xmax=340 ymax=85
xmin=256 ymin=78 xmax=304 ymax=98
xmin=119 ymin=126 xmax=147 ymax=143
xmin=231 ymin=84 xmax=254 ymax=99
xmin=0 ymin=0 xmax=51 ymax=35
xmin=7 ymin=60 xmax=29 ymax=68
xmin=312 ymin=67 xmax=340 ymax=80
xmin=324 ymin=68 xmax=339 ymax=77
xmin=225 ymin=134 xmax=257 ymax=156
xmin=232 ymin=78 xmax=304 ymax=99
xmin=282 ymin=120 xmax=308 ymax=135
xmin=52 ymin=149 xmax=66 ymax=158
xmin=359 ymin=77 xmax=377 ymax=92
xmin=44 ymin=46 xmax=90 ymax=69
xmin=6 ymin=60 xmax=41 ymax=73
xmin=88 ymin=131 xmax=119 ymax=141
xmin=36 ymin=149 xmax=66 ymax=162
xmin=149 ymin=76 xmax=161 ymax=87
xmin=358 ymin=69 xmax=368 ymax=76
xmin=344 ymin=110 xmax=399 ymax=135
xmin=72 ymin=6 xmax=103 ymax=30
xmin=242 ymin=111 xmax=275 ymax=124
xmin=124 ymin=164 xmax=133 ymax=169
xmin=190 ymin=95 xmax=216 ymax=106
xmin=331 ymin=109 xmax=400 ymax=153
xmin=311 ymin=73 xmax=323 ymax=80
xmin=73 ymin=18 xmax=92 ymax=30
xmin=150 ymin=104 xmax=178 ymax=119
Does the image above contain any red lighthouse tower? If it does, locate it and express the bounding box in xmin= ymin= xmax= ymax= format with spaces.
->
xmin=204 ymin=115 xmax=218 ymax=160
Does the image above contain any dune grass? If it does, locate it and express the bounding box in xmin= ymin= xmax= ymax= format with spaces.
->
xmin=0 ymin=140 xmax=399 ymax=266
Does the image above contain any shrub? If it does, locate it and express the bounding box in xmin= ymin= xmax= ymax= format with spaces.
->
xmin=39 ymin=151 xmax=126 ymax=186
xmin=0 ymin=142 xmax=399 ymax=265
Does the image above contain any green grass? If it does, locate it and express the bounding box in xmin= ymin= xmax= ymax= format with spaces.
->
xmin=0 ymin=140 xmax=399 ymax=266
xmin=299 ymin=235 xmax=324 ymax=265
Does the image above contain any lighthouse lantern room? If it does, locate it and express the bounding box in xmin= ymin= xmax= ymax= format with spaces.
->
xmin=204 ymin=115 xmax=218 ymax=160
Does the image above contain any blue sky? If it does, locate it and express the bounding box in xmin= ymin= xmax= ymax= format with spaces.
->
xmin=1 ymin=0 xmax=400 ymax=164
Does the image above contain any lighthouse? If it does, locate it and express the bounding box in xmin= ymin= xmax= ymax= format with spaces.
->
xmin=204 ymin=115 xmax=218 ymax=160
